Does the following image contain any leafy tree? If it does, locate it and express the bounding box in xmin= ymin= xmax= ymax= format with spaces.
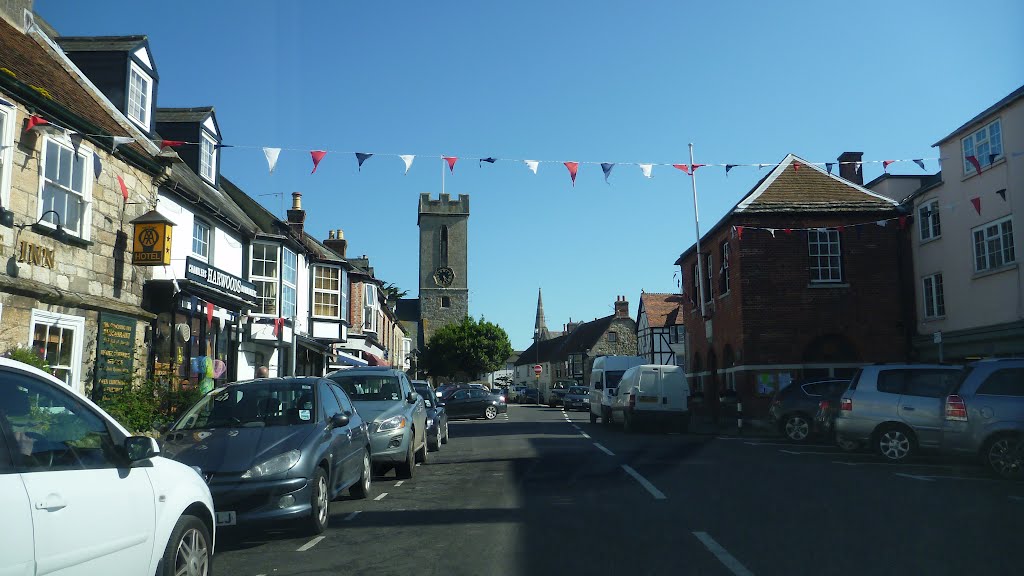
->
xmin=421 ymin=316 xmax=513 ymax=380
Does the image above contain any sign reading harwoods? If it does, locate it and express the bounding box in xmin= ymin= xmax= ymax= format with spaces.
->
xmin=129 ymin=210 xmax=174 ymax=266
xmin=185 ymin=256 xmax=258 ymax=304
xmin=94 ymin=312 xmax=136 ymax=396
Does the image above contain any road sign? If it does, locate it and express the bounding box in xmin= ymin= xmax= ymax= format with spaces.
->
xmin=533 ymin=364 xmax=542 ymax=376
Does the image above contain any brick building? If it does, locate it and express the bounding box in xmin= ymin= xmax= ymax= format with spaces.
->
xmin=675 ymin=153 xmax=911 ymax=418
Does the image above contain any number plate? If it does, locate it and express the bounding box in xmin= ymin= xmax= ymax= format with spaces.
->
xmin=216 ymin=511 xmax=236 ymax=526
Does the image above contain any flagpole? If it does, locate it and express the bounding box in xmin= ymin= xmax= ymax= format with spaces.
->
xmin=690 ymin=143 xmax=707 ymax=319
xmin=442 ymin=157 xmax=446 ymax=195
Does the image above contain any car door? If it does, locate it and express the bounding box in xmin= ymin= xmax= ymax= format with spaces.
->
xmin=402 ymin=375 xmax=426 ymax=444
xmin=0 ymin=416 xmax=35 ymax=576
xmin=898 ymin=369 xmax=962 ymax=448
xmin=6 ymin=370 xmax=157 ymax=576
xmin=446 ymin=389 xmax=471 ymax=418
xmin=329 ymin=382 xmax=365 ymax=486
xmin=469 ymin=389 xmax=491 ymax=417
xmin=319 ymin=381 xmax=353 ymax=493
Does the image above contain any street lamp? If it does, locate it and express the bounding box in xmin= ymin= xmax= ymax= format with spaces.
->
xmin=22 ymin=209 xmax=70 ymax=243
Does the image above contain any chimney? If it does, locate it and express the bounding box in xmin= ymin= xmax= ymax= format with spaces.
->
xmin=323 ymin=229 xmax=348 ymax=259
xmin=837 ymin=152 xmax=864 ymax=186
xmin=286 ymin=192 xmax=305 ymax=236
xmin=614 ymin=295 xmax=629 ymax=319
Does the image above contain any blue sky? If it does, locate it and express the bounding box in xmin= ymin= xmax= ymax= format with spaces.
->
xmin=39 ymin=0 xmax=1023 ymax=350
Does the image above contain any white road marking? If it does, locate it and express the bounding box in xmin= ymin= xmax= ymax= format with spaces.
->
xmin=344 ymin=511 xmax=361 ymax=521
xmin=296 ymin=536 xmax=325 ymax=552
xmin=580 ymin=431 xmax=591 ymax=439
xmin=394 ymin=480 xmax=404 ymax=487
xmin=895 ymin=473 xmax=935 ymax=481
xmin=416 ymin=463 xmax=421 ymax=467
xmin=621 ymin=464 xmax=667 ymax=500
xmin=374 ymin=492 xmax=388 ymax=501
xmin=594 ymin=443 xmax=615 ymax=456
xmin=693 ymin=531 xmax=754 ymax=576
xmin=716 ymin=436 xmax=744 ymax=440
xmin=571 ymin=424 xmax=581 ymax=430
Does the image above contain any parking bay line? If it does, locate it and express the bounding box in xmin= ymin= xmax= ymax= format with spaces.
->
xmin=394 ymin=480 xmax=404 ymax=487
xmin=693 ymin=531 xmax=754 ymax=576
xmin=374 ymin=492 xmax=388 ymax=501
xmin=344 ymin=511 xmax=361 ymax=521
xmin=621 ymin=464 xmax=667 ymax=500
xmin=296 ymin=536 xmax=325 ymax=552
xmin=579 ymin=431 xmax=591 ymax=439
xmin=895 ymin=473 xmax=935 ymax=482
xmin=593 ymin=443 xmax=615 ymax=456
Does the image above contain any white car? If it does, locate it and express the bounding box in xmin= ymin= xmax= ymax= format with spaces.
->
xmin=0 ymin=357 xmax=215 ymax=576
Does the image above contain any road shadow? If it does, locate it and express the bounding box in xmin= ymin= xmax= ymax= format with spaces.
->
xmin=447 ymin=419 xmax=581 ymax=438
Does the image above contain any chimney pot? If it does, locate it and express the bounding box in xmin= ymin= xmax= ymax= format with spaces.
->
xmin=291 ymin=192 xmax=302 ymax=210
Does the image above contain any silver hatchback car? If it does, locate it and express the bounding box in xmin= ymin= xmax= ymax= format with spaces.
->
xmin=834 ymin=364 xmax=964 ymax=461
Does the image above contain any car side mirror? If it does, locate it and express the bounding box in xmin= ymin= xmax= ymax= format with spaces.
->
xmin=125 ymin=436 xmax=160 ymax=462
xmin=331 ymin=413 xmax=351 ymax=428
xmin=407 ymin=392 xmax=418 ymax=404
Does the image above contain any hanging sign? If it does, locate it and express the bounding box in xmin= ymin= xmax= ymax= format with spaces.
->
xmin=130 ymin=210 xmax=174 ymax=266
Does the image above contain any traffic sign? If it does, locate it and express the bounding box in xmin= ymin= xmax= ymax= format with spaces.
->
xmin=533 ymin=364 xmax=542 ymax=376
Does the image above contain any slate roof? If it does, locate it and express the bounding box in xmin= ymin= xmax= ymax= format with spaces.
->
xmin=169 ymin=169 xmax=257 ymax=235
xmin=516 ymin=314 xmax=617 ymax=365
xmin=55 ymin=35 xmax=146 ymax=52
xmin=155 ymin=107 xmax=215 ymax=124
xmin=516 ymin=334 xmax=569 ymax=365
xmin=639 ymin=293 xmax=684 ymax=328
xmin=933 ymin=84 xmax=1024 ymax=146
xmin=396 ymin=299 xmax=420 ymax=323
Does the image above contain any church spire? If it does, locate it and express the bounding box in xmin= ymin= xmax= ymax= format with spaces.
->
xmin=534 ymin=288 xmax=551 ymax=342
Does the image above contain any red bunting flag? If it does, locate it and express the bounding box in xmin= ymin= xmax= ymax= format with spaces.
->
xmin=883 ymin=160 xmax=895 ymax=171
xmin=898 ymin=215 xmax=907 ymax=229
xmin=161 ymin=139 xmax=187 ymax=148
xmin=25 ymin=115 xmax=49 ymax=132
xmin=273 ymin=317 xmax=285 ymax=337
xmin=837 ymin=225 xmax=845 ymax=233
xmin=672 ymin=164 xmax=690 ymax=175
xmin=735 ymin=225 xmax=744 ymax=240
xmin=116 ymin=175 xmax=129 ymax=201
xmin=783 ymin=228 xmax=792 ymax=235
xmin=971 ymin=197 xmax=981 ymax=215
xmin=691 ymin=164 xmax=705 ymax=172
xmin=206 ymin=302 xmax=214 ymax=325
xmin=966 ymin=155 xmax=982 ymax=176
xmin=793 ymin=162 xmax=800 ymax=171
xmin=310 ymin=150 xmax=327 ymax=173
xmin=564 ymin=162 xmax=579 ymax=186
xmin=444 ymin=156 xmax=458 ymax=172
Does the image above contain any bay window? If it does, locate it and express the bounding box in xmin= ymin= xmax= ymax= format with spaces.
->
xmin=251 ymin=243 xmax=279 ymax=315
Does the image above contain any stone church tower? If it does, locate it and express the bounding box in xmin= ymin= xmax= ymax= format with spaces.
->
xmin=418 ymin=193 xmax=469 ymax=343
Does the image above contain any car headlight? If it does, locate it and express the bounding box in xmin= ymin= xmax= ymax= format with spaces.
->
xmin=376 ymin=415 xmax=408 ymax=432
xmin=499 ymin=395 xmax=505 ymax=403
xmin=426 ymin=417 xmax=434 ymax=427
xmin=241 ymin=449 xmax=300 ymax=479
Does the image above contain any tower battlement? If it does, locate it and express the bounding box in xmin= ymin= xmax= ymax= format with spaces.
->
xmin=418 ymin=193 xmax=470 ymax=220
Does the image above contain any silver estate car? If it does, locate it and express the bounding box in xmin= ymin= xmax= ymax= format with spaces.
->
xmin=327 ymin=367 xmax=428 ymax=479
xmin=834 ymin=364 xmax=964 ymax=461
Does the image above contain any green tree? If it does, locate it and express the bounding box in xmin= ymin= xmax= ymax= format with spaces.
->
xmin=421 ymin=316 xmax=513 ymax=380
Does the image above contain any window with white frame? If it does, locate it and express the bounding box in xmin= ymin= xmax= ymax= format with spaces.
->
xmin=30 ymin=309 xmax=85 ymax=389
xmin=922 ymin=273 xmax=945 ymax=318
xmin=719 ymin=241 xmax=730 ymax=294
xmin=199 ymin=132 xmax=217 ymax=183
xmin=251 ymin=243 xmax=279 ymax=315
xmin=704 ymin=254 xmax=713 ymax=302
xmin=918 ymin=200 xmax=941 ymax=241
xmin=40 ymin=136 xmax=92 ymax=239
xmin=973 ymin=216 xmax=1015 ymax=272
xmin=192 ymin=219 xmax=211 ymax=260
xmin=808 ymin=229 xmax=842 ymax=283
xmin=282 ymin=248 xmax=297 ymax=319
xmin=0 ymin=104 xmax=13 ymax=209
xmin=363 ymin=283 xmax=379 ymax=333
xmin=962 ymin=118 xmax=1003 ymax=176
xmin=127 ymin=62 xmax=152 ymax=128
xmin=313 ymin=265 xmax=342 ymax=318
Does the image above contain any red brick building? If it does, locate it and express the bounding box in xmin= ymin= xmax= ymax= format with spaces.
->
xmin=675 ymin=153 xmax=913 ymax=418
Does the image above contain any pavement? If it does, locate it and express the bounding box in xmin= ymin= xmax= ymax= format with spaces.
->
xmin=213 ymin=404 xmax=1024 ymax=576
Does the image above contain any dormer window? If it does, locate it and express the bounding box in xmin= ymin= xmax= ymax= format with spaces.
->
xmin=199 ymin=132 xmax=217 ymax=183
xmin=127 ymin=62 xmax=152 ymax=129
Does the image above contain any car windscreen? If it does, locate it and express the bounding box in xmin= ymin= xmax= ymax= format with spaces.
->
xmin=173 ymin=380 xmax=316 ymax=430
xmin=330 ymin=374 xmax=404 ymax=402
xmin=569 ymin=387 xmax=588 ymax=395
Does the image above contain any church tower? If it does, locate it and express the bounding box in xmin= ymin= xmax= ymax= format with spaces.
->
xmin=534 ymin=288 xmax=551 ymax=341
xmin=418 ymin=193 xmax=469 ymax=343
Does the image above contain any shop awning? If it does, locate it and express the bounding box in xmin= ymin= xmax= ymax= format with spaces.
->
xmin=365 ymin=353 xmax=386 ymax=366
xmin=331 ymin=352 xmax=368 ymax=367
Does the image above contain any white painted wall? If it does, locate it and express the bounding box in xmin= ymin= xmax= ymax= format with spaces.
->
xmin=151 ymin=192 xmax=245 ymax=280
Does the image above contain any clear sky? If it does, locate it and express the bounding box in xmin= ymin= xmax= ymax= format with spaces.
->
xmin=38 ymin=0 xmax=1023 ymax=350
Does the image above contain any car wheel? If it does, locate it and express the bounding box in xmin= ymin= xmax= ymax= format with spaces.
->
xmin=415 ymin=433 xmax=428 ymax=464
xmin=396 ymin=439 xmax=415 ymax=479
xmin=160 ymin=514 xmax=211 ymax=576
xmin=350 ymin=450 xmax=372 ymax=499
xmin=441 ymin=421 xmax=449 ymax=444
xmin=305 ymin=467 xmax=330 ymax=534
xmin=986 ymin=434 xmax=1024 ymax=480
xmin=589 ymin=411 xmax=597 ymax=424
xmin=484 ymin=405 xmax=498 ymax=420
xmin=783 ymin=414 xmax=812 ymax=442
xmin=428 ymin=434 xmax=440 ymax=452
xmin=876 ymin=426 xmax=915 ymax=461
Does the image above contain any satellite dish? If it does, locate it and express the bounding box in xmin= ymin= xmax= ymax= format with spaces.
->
xmin=176 ymin=323 xmax=191 ymax=343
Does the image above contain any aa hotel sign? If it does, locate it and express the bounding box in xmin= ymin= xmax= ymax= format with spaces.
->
xmin=130 ymin=210 xmax=174 ymax=266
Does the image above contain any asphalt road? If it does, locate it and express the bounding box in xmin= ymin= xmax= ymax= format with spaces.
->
xmin=214 ymin=404 xmax=1024 ymax=576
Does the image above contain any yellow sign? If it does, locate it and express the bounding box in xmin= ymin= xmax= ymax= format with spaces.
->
xmin=132 ymin=222 xmax=171 ymax=265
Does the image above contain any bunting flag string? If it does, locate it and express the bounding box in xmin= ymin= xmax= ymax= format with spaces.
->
xmin=730 ymin=215 xmax=913 ymax=240
xmin=672 ymin=163 xmax=690 ymax=175
xmin=479 ymin=157 xmax=497 ymax=167
xmin=725 ymin=164 xmax=737 ymax=175
xmin=400 ymin=154 xmax=415 ymax=175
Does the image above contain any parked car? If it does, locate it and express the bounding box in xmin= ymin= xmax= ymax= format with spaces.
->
xmin=588 ymin=355 xmax=645 ymax=424
xmin=768 ymin=379 xmax=850 ymax=442
xmin=441 ymin=388 xmax=508 ymax=420
xmin=548 ymin=380 xmax=572 ymax=407
xmin=609 ymin=364 xmax=690 ymax=432
xmin=520 ymin=387 xmax=541 ymax=404
xmin=0 ymin=357 xmax=216 ymax=575
xmin=834 ymin=364 xmax=964 ymax=461
xmin=563 ymin=386 xmax=590 ymax=411
xmin=939 ymin=358 xmax=1024 ymax=479
xmin=413 ymin=382 xmax=449 ymax=451
xmin=815 ymin=397 xmax=861 ymax=451
xmin=162 ymin=376 xmax=371 ymax=535
xmin=327 ymin=367 xmax=428 ymax=478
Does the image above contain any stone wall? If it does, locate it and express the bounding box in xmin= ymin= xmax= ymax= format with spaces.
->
xmin=419 ymin=288 xmax=469 ymax=344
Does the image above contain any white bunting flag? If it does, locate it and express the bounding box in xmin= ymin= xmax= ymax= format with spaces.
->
xmin=875 ymin=220 xmax=888 ymax=227
xmin=263 ymin=147 xmax=281 ymax=174
xmin=767 ymin=228 xmax=776 ymax=238
xmin=639 ymin=163 xmax=653 ymax=179
xmin=400 ymin=155 xmax=415 ymax=175
xmin=524 ymin=160 xmax=539 ymax=174
xmin=112 ymin=136 xmax=134 ymax=148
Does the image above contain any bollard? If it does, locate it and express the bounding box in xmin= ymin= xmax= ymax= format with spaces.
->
xmin=736 ymin=400 xmax=743 ymax=435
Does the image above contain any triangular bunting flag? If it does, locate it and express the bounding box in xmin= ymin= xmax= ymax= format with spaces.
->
xmin=913 ymin=159 xmax=925 ymax=170
xmin=767 ymin=228 xmax=776 ymax=238
xmin=855 ymin=161 xmax=863 ymax=175
xmin=876 ymin=220 xmax=888 ymax=227
xmin=758 ymin=164 xmax=770 ymax=169
xmin=206 ymin=302 xmax=214 ymax=325
xmin=564 ymin=162 xmax=579 ymax=186
xmin=793 ymin=162 xmax=800 ymax=171
xmin=93 ymin=154 xmax=102 ymax=179
xmin=111 ymin=136 xmax=134 ymax=148
xmin=783 ymin=228 xmax=792 ymax=235
xmin=263 ymin=147 xmax=281 ymax=174
xmin=826 ymin=162 xmax=834 ymax=175
xmin=600 ymin=162 xmax=615 ymax=184
xmin=735 ymin=226 xmax=744 ymax=240
xmin=273 ymin=317 xmax=284 ymax=337
xmin=355 ymin=152 xmax=373 ymax=171
xmin=836 ymin=225 xmax=845 ymax=233
xmin=883 ymin=160 xmax=895 ymax=171
xmin=898 ymin=215 xmax=907 ymax=229
xmin=25 ymin=115 xmax=49 ymax=132
xmin=672 ymin=164 xmax=690 ymax=175
xmin=400 ymin=155 xmax=415 ymax=175
xmin=524 ymin=160 xmax=539 ymax=174
xmin=996 ymin=188 xmax=1007 ymax=201
xmin=70 ymin=132 xmax=83 ymax=155
xmin=725 ymin=164 xmax=737 ymax=175
xmin=966 ymin=155 xmax=982 ymax=175
xmin=310 ymin=150 xmax=327 ymax=174
xmin=160 ymin=139 xmax=187 ymax=148
xmin=691 ymin=164 xmax=705 ymax=172
xmin=116 ymin=175 xmax=129 ymax=201
xmin=970 ymin=197 xmax=981 ymax=214
xmin=639 ymin=164 xmax=653 ymax=179
xmin=479 ymin=157 xmax=497 ymax=167
xmin=443 ymin=156 xmax=457 ymax=172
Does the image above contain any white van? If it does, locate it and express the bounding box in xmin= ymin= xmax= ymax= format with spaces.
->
xmin=589 ymin=355 xmax=645 ymax=424
xmin=610 ymin=364 xmax=690 ymax=432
